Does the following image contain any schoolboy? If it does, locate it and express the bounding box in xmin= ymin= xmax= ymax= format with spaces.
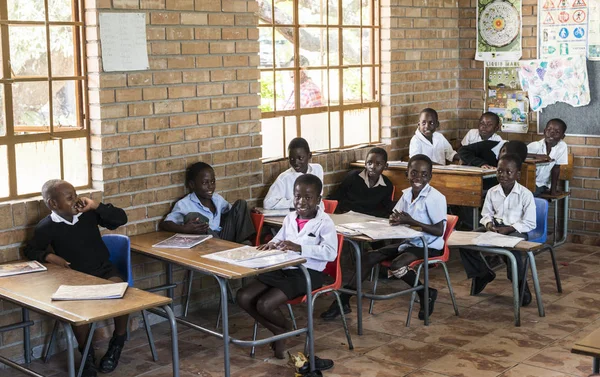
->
xmin=461 ymin=112 xmax=503 ymax=146
xmin=527 ymin=118 xmax=568 ymax=196
xmin=321 ymin=154 xmax=446 ymax=321
xmin=328 ymin=147 xmax=394 ymax=218
xmin=160 ymin=162 xmax=254 ymax=243
xmin=459 ymin=154 xmax=536 ymax=305
xmin=24 ymin=180 xmax=129 ymax=377
xmin=409 ymin=108 xmax=459 ymax=165
xmin=263 ymin=137 xmax=324 ymax=209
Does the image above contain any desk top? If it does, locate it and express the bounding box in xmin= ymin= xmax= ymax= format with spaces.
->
xmin=130 ymin=232 xmax=305 ymax=279
xmin=351 ymin=161 xmax=496 ymax=177
xmin=0 ymin=264 xmax=171 ymax=325
xmin=447 ymin=231 xmax=544 ymax=252
xmin=571 ymin=327 xmax=600 ymax=358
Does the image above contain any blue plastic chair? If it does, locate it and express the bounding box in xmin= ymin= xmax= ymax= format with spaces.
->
xmin=43 ymin=234 xmax=158 ymax=362
xmin=527 ymin=198 xmax=562 ymax=293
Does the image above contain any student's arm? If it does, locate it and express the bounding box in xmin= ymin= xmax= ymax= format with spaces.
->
xmin=408 ymin=136 xmax=421 ymax=158
xmin=257 ymin=214 xmax=289 ymax=250
xmin=549 ymin=143 xmax=568 ymax=195
xmin=458 ymin=142 xmax=493 ymax=167
xmin=23 ymin=223 xmax=70 ymax=268
xmin=299 ymin=220 xmax=338 ymax=262
xmin=92 ymin=202 xmax=128 ymax=230
xmin=390 ymin=211 xmax=444 ymax=237
xmin=510 ymin=192 xmax=537 ymax=234
xmin=443 ymin=138 xmax=459 ymax=164
xmin=159 ymin=200 xmax=209 ymax=234
xmin=479 ymin=193 xmax=494 ymax=229
xmin=549 ymin=165 xmax=561 ymax=195
xmin=263 ymin=176 xmax=294 ymax=210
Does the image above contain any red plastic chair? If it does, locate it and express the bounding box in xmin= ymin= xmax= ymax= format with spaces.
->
xmin=391 ymin=186 xmax=396 ymax=200
xmin=250 ymin=212 xmax=265 ymax=246
xmin=250 ymin=233 xmax=353 ymax=356
xmin=322 ymin=199 xmax=338 ymax=214
xmin=369 ymin=215 xmax=460 ymax=326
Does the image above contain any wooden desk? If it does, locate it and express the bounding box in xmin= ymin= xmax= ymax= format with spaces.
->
xmin=129 ymin=232 xmax=316 ymax=377
xmin=0 ymin=264 xmax=178 ymax=377
xmin=448 ymin=231 xmax=545 ymax=326
xmin=571 ymin=327 xmax=600 ymax=374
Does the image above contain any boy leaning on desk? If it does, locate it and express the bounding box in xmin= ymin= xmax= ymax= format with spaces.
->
xmin=24 ymin=179 xmax=129 ymax=377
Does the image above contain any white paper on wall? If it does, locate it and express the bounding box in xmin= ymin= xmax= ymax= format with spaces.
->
xmin=99 ymin=13 xmax=149 ymax=72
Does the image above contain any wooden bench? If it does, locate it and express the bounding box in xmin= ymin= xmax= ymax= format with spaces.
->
xmin=571 ymin=327 xmax=600 ymax=374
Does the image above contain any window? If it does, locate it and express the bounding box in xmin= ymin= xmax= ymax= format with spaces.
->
xmin=0 ymin=0 xmax=88 ymax=201
xmin=259 ymin=0 xmax=380 ymax=159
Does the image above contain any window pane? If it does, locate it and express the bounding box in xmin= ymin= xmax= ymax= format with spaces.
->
xmin=51 ymin=26 xmax=75 ymax=77
xmin=15 ymin=140 xmax=61 ymax=195
xmin=13 ymin=81 xmax=50 ymax=135
xmin=300 ymin=28 xmax=327 ymax=66
xmin=362 ymin=67 xmax=374 ymax=102
xmin=342 ymin=28 xmax=361 ymax=65
xmin=259 ymin=27 xmax=274 ymax=68
xmin=342 ymin=0 xmax=360 ymax=25
xmin=328 ymin=29 xmax=339 ymax=66
xmin=299 ymin=0 xmax=326 ymax=24
xmin=329 ymin=0 xmax=339 ymax=24
xmin=362 ymin=0 xmax=373 ymax=25
xmin=275 ymin=30 xmax=293 ymax=67
xmin=329 ymin=68 xmax=340 ymax=106
xmin=276 ymin=70 xmax=293 ymax=111
xmin=330 ymin=111 xmax=341 ymax=149
xmin=0 ymin=145 xmax=8 ymax=198
xmin=63 ymin=137 xmax=88 ymax=186
xmin=0 ymin=85 xmax=5 ymax=136
xmin=10 ymin=26 xmax=48 ymax=76
xmin=7 ymin=0 xmax=45 ymax=21
xmin=370 ymin=107 xmax=379 ymax=142
xmin=274 ymin=0 xmax=293 ymax=25
xmin=301 ymin=113 xmax=329 ymax=152
xmin=49 ymin=0 xmax=73 ymax=21
xmin=343 ymin=108 xmax=370 ymax=146
xmin=261 ymin=0 xmax=274 ymax=25
xmin=260 ymin=71 xmax=275 ymax=112
xmin=343 ymin=67 xmax=361 ymax=104
xmin=53 ymin=80 xmax=78 ymax=128
xmin=284 ymin=116 xmax=298 ymax=152
xmin=362 ymin=29 xmax=372 ymax=64
xmin=299 ymin=69 xmax=325 ymax=109
xmin=261 ymin=117 xmax=284 ymax=159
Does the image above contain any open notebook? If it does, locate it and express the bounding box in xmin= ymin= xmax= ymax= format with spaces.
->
xmin=51 ymin=282 xmax=128 ymax=301
xmin=152 ymin=234 xmax=212 ymax=248
xmin=203 ymin=246 xmax=303 ymax=269
xmin=0 ymin=260 xmax=47 ymax=278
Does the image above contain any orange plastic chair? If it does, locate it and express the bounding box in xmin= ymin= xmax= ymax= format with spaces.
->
xmin=369 ymin=215 xmax=460 ymax=326
xmin=322 ymin=199 xmax=338 ymax=214
xmin=391 ymin=186 xmax=396 ymax=200
xmin=250 ymin=234 xmax=353 ymax=356
xmin=250 ymin=212 xmax=265 ymax=246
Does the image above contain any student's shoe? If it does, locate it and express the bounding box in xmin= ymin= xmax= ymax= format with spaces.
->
xmin=298 ymin=356 xmax=334 ymax=374
xmin=79 ymin=347 xmax=97 ymax=377
xmin=418 ymin=288 xmax=437 ymax=320
xmin=98 ymin=336 xmax=124 ymax=373
xmin=320 ymin=301 xmax=351 ymax=321
xmin=470 ymin=270 xmax=496 ymax=296
xmin=520 ymin=283 xmax=532 ymax=307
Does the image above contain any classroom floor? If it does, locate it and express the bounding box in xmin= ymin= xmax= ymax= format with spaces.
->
xmin=4 ymin=242 xmax=600 ymax=377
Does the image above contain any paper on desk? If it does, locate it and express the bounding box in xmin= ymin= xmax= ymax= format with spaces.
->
xmin=473 ymin=232 xmax=523 ymax=248
xmin=203 ymin=246 xmax=285 ymax=263
xmin=339 ymin=221 xmax=423 ymax=240
xmin=335 ymin=225 xmax=363 ymax=236
xmin=152 ymin=234 xmax=212 ymax=248
xmin=257 ymin=208 xmax=293 ymax=217
xmin=237 ymin=251 xmax=304 ymax=269
xmin=51 ymin=282 xmax=128 ymax=301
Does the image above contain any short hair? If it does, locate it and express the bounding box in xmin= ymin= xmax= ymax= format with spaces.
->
xmin=420 ymin=108 xmax=439 ymax=123
xmin=547 ymin=118 xmax=567 ymax=133
xmin=41 ymin=179 xmax=66 ymax=205
xmin=408 ymin=154 xmax=433 ymax=173
xmin=186 ymin=162 xmax=213 ymax=187
xmin=294 ymin=174 xmax=322 ymax=194
xmin=288 ymin=137 xmax=311 ymax=154
xmin=499 ymin=153 xmax=522 ymax=171
xmin=481 ymin=112 xmax=500 ymax=126
xmin=502 ymin=141 xmax=527 ymax=163
xmin=367 ymin=147 xmax=388 ymax=163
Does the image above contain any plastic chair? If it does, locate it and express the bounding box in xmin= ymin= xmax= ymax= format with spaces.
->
xmin=527 ymin=198 xmax=562 ymax=293
xmin=250 ymin=234 xmax=353 ymax=356
xmin=43 ymin=234 xmax=158 ymax=362
xmin=250 ymin=212 xmax=265 ymax=246
xmin=391 ymin=186 xmax=396 ymax=200
xmin=369 ymin=215 xmax=460 ymax=326
xmin=322 ymin=199 xmax=338 ymax=214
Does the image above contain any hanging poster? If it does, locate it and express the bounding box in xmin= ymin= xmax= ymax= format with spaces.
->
xmin=485 ymin=61 xmax=529 ymax=133
xmin=589 ymin=0 xmax=600 ymax=59
xmin=476 ymin=0 xmax=523 ymax=61
xmin=538 ymin=0 xmax=588 ymax=58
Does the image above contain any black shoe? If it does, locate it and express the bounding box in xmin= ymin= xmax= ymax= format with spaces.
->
xmin=320 ymin=301 xmax=351 ymax=321
xmin=520 ymin=283 xmax=532 ymax=307
xmin=470 ymin=270 xmax=496 ymax=296
xmin=98 ymin=336 xmax=124 ymax=373
xmin=418 ymin=288 xmax=438 ymax=320
xmin=79 ymin=347 xmax=97 ymax=377
xmin=298 ymin=356 xmax=334 ymax=374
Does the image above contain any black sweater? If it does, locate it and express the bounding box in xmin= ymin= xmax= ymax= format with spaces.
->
xmin=458 ymin=140 xmax=503 ymax=167
xmin=328 ymin=170 xmax=395 ymax=218
xmin=24 ymin=203 xmax=128 ymax=275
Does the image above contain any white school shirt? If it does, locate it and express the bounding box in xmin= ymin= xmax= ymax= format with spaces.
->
xmin=461 ymin=129 xmax=503 ymax=146
xmin=272 ymin=208 xmax=338 ymax=272
xmin=480 ymin=182 xmax=536 ymax=234
xmin=409 ymin=130 xmax=457 ymax=165
xmin=263 ymin=163 xmax=324 ymax=209
xmin=392 ymin=184 xmax=447 ymax=250
xmin=527 ymin=139 xmax=568 ymax=188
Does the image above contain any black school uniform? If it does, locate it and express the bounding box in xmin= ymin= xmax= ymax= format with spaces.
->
xmin=328 ymin=169 xmax=395 ymax=218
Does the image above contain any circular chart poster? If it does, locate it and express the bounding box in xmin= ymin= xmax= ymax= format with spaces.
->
xmin=479 ymin=1 xmax=521 ymax=47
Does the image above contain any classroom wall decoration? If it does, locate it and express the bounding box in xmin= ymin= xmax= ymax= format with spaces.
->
xmin=476 ymin=0 xmax=523 ymax=61
xmin=99 ymin=13 xmax=150 ymax=72
xmin=538 ymin=0 xmax=589 ymax=58
xmin=589 ymin=0 xmax=600 ymax=59
xmin=484 ymin=61 xmax=530 ymax=133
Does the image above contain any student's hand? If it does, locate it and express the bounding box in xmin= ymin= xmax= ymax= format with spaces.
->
xmin=549 ymin=188 xmax=563 ymax=196
xmin=389 ymin=211 xmax=401 ymax=226
xmin=75 ymin=197 xmax=99 ymax=213
xmin=274 ymin=241 xmax=301 ymax=252
xmin=257 ymin=243 xmax=278 ymax=251
xmin=481 ymin=164 xmax=494 ymax=169
xmin=45 ymin=254 xmax=71 ymax=268
xmin=485 ymin=222 xmax=497 ymax=232
xmin=181 ymin=221 xmax=209 ymax=234
xmin=495 ymin=226 xmax=516 ymax=235
xmin=390 ymin=210 xmax=414 ymax=226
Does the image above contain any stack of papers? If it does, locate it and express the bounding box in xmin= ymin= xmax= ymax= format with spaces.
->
xmin=0 ymin=261 xmax=47 ymax=278
xmin=473 ymin=232 xmax=523 ymax=247
xmin=203 ymin=246 xmax=303 ymax=269
xmin=257 ymin=208 xmax=292 ymax=217
xmin=337 ymin=221 xmax=423 ymax=240
xmin=152 ymin=234 xmax=212 ymax=248
xmin=51 ymin=282 xmax=128 ymax=301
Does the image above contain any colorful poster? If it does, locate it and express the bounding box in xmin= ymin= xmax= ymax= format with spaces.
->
xmin=518 ymin=55 xmax=590 ymax=111
xmin=538 ymin=0 xmax=588 ymax=58
xmin=589 ymin=0 xmax=600 ymax=59
xmin=476 ymin=0 xmax=523 ymax=61
xmin=485 ymin=61 xmax=530 ymax=133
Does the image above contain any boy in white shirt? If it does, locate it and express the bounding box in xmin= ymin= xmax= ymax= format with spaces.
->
xmin=527 ymin=119 xmax=568 ymax=196
xmin=459 ymin=154 xmax=536 ymax=306
xmin=409 ymin=108 xmax=459 ymax=165
xmin=461 ymin=112 xmax=503 ymax=146
xmin=263 ymin=137 xmax=324 ymax=209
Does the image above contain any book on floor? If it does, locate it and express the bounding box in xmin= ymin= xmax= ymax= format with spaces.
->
xmin=152 ymin=234 xmax=213 ymax=248
xmin=51 ymin=282 xmax=129 ymax=301
xmin=0 ymin=260 xmax=47 ymax=278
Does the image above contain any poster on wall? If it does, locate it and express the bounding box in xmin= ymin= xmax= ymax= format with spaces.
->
xmin=476 ymin=0 xmax=523 ymax=61
xmin=589 ymin=0 xmax=600 ymax=59
xmin=484 ymin=61 xmax=529 ymax=133
xmin=99 ymin=13 xmax=150 ymax=72
xmin=538 ymin=0 xmax=588 ymax=58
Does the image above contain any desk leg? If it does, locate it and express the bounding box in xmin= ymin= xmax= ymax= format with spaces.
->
xmin=422 ymin=237 xmax=430 ymax=326
xmin=347 ymin=239 xmax=363 ymax=335
xmin=162 ymin=305 xmax=179 ymax=377
xmin=593 ymin=357 xmax=599 ymax=374
xmin=166 ymin=263 xmax=174 ymax=310
xmin=299 ymin=266 xmax=315 ymax=372
xmin=61 ymin=323 xmax=76 ymax=377
xmin=507 ymin=254 xmax=521 ymax=327
xmin=528 ymin=251 xmax=545 ymax=317
xmin=78 ymin=322 xmax=97 ymax=377
xmin=472 ymin=208 xmax=479 ymax=230
xmin=216 ymin=276 xmax=231 ymax=377
xmin=22 ymin=308 xmax=31 ymax=364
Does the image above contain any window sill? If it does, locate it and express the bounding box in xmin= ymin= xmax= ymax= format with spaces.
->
xmin=261 ymin=142 xmax=387 ymax=164
xmin=0 ymin=189 xmax=103 ymax=206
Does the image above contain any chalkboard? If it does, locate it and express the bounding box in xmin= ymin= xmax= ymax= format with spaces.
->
xmin=538 ymin=59 xmax=600 ymax=137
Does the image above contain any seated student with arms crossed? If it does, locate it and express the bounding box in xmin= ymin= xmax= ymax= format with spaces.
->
xmin=527 ymin=118 xmax=568 ymax=197
xmin=24 ymin=180 xmax=129 ymax=377
xmin=459 ymin=153 xmax=536 ymax=306
xmin=236 ymin=174 xmax=337 ymax=362
xmin=328 ymin=147 xmax=394 ymax=218
xmin=409 ymin=108 xmax=459 ymax=165
xmin=459 ymin=112 xmax=504 ymax=169
xmin=263 ymin=137 xmax=324 ymax=210
xmin=321 ymin=154 xmax=446 ymax=321
xmin=160 ymin=161 xmax=254 ymax=243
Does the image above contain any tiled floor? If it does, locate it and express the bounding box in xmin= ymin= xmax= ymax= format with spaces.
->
xmin=4 ymin=242 xmax=600 ymax=377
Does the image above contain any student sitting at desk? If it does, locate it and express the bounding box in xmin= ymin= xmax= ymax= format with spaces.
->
xmin=409 ymin=108 xmax=459 ymax=165
xmin=459 ymin=112 xmax=504 ymax=168
xmin=461 ymin=112 xmax=503 ymax=146
xmin=459 ymin=154 xmax=536 ymax=306
xmin=459 ymin=138 xmax=527 ymax=170
xmin=237 ymin=174 xmax=337 ymax=360
xmin=263 ymin=137 xmax=324 ymax=209
xmin=321 ymin=154 xmax=446 ymax=321
xmin=328 ymin=147 xmax=394 ymax=218
xmin=160 ymin=162 xmax=254 ymax=243
xmin=527 ymin=118 xmax=568 ymax=197
xmin=24 ymin=180 xmax=129 ymax=377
